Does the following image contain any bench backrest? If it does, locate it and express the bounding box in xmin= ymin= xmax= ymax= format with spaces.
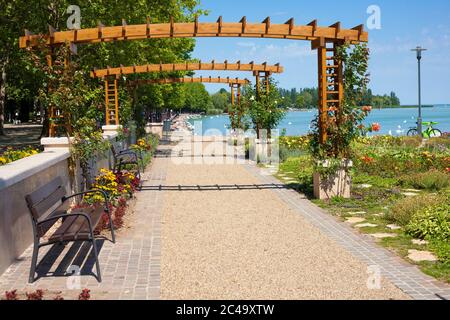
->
xmin=25 ymin=177 xmax=67 ymax=236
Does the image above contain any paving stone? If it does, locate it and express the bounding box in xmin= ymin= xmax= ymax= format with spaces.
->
xmin=387 ymin=224 xmax=402 ymax=230
xmin=354 ymin=223 xmax=378 ymax=228
xmin=347 ymin=211 xmax=367 ymax=215
xmin=345 ymin=217 xmax=366 ymax=224
xmin=412 ymin=239 xmax=429 ymax=246
xmin=370 ymin=233 xmax=398 ymax=239
xmin=402 ymin=192 xmax=419 ymax=197
xmin=407 ymin=250 xmax=437 ymax=262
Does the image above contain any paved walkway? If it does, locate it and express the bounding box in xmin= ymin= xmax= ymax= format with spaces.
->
xmin=0 ymin=135 xmax=449 ymax=299
xmin=0 ymin=146 xmax=167 ymax=300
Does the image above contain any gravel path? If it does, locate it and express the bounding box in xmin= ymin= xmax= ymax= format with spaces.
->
xmin=161 ymin=160 xmax=410 ymax=300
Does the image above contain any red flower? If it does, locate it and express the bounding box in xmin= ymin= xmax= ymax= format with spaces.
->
xmin=362 ymin=106 xmax=372 ymax=112
xmin=446 ymin=168 xmax=450 ymax=173
xmin=328 ymin=106 xmax=337 ymax=112
xmin=371 ymin=123 xmax=381 ymax=132
xmin=361 ymin=155 xmax=374 ymax=164
xmin=78 ymin=289 xmax=91 ymax=300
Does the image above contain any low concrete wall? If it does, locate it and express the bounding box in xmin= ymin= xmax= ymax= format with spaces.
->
xmin=0 ymin=133 xmax=124 ymax=275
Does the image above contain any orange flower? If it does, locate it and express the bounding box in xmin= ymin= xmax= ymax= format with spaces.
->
xmin=361 ymin=155 xmax=374 ymax=164
xmin=362 ymin=105 xmax=373 ymax=112
xmin=371 ymin=123 xmax=381 ymax=132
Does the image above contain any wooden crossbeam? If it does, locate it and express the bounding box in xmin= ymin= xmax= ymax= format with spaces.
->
xmin=91 ymin=61 xmax=284 ymax=78
xmin=128 ymin=77 xmax=250 ymax=86
xmin=19 ymin=17 xmax=368 ymax=48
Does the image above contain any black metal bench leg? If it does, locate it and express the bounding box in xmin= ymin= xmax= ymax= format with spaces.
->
xmin=28 ymin=241 xmax=39 ymax=283
xmin=91 ymin=239 xmax=102 ymax=282
xmin=108 ymin=217 xmax=116 ymax=244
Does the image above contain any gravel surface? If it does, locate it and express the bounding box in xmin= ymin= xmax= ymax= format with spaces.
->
xmin=161 ymin=161 xmax=410 ymax=300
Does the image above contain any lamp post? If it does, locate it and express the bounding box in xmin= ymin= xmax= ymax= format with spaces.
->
xmin=411 ymin=46 xmax=427 ymax=136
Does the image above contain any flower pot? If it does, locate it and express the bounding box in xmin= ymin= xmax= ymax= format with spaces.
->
xmin=313 ymin=160 xmax=352 ymax=200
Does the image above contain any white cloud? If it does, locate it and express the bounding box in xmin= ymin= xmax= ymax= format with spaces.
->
xmin=234 ymin=42 xmax=314 ymax=62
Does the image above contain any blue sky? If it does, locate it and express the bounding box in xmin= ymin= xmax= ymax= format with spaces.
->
xmin=191 ymin=0 xmax=450 ymax=104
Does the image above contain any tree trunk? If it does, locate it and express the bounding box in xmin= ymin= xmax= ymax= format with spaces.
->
xmin=0 ymin=59 xmax=7 ymax=136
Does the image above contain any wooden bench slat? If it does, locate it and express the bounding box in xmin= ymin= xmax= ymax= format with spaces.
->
xmin=26 ymin=177 xmax=63 ymax=206
xmin=30 ymin=186 xmax=66 ymax=219
xmin=36 ymin=203 xmax=70 ymax=237
xmin=48 ymin=206 xmax=105 ymax=242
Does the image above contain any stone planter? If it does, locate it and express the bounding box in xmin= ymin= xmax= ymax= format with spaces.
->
xmin=313 ymin=160 xmax=352 ymax=200
xmin=145 ymin=122 xmax=163 ymax=139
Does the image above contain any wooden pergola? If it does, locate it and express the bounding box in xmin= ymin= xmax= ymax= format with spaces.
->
xmin=91 ymin=61 xmax=282 ymax=125
xmin=127 ymin=76 xmax=249 ymax=124
xmin=19 ymin=16 xmax=368 ymax=141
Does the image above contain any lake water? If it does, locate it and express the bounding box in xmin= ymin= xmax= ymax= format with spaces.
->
xmin=188 ymin=105 xmax=450 ymax=136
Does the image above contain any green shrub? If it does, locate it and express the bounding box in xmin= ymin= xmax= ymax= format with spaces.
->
xmin=405 ymin=203 xmax=450 ymax=241
xmin=279 ymin=145 xmax=307 ymax=162
xmin=429 ymin=240 xmax=450 ymax=265
xmin=386 ymin=194 xmax=443 ymax=226
xmin=399 ymin=136 xmax=422 ymax=148
xmin=401 ymin=170 xmax=450 ymax=191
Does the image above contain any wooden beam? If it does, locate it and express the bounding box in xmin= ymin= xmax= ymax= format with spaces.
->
xmin=311 ymin=37 xmax=325 ymax=50
xmin=285 ymin=18 xmax=294 ymax=35
xmin=308 ymin=19 xmax=318 ymax=36
xmin=19 ymin=18 xmax=368 ymax=48
xmin=262 ymin=17 xmax=270 ymax=34
xmin=240 ymin=16 xmax=247 ymax=33
xmin=91 ymin=61 xmax=284 ymax=78
xmin=329 ymin=22 xmax=341 ymax=38
xmin=128 ymin=77 xmax=250 ymax=86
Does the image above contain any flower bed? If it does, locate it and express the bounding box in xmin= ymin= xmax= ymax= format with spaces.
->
xmin=272 ymin=135 xmax=450 ymax=282
xmin=79 ymin=134 xmax=158 ymax=234
xmin=0 ymin=146 xmax=42 ymax=166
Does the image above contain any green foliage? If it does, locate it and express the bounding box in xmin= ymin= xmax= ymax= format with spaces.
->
xmin=1 ymin=0 xmax=204 ymax=135
xmin=386 ymin=194 xmax=444 ymax=226
xmin=211 ymin=91 xmax=229 ymax=113
xmin=183 ymin=83 xmax=213 ymax=113
xmin=405 ymin=203 xmax=450 ymax=241
xmin=241 ymin=78 xmax=286 ymax=137
xmin=400 ymin=170 xmax=450 ymax=191
xmin=278 ymin=88 xmax=317 ymax=109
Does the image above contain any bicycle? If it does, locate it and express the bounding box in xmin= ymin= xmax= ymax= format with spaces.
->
xmin=407 ymin=121 xmax=442 ymax=138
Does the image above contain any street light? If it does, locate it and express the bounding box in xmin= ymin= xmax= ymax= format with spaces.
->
xmin=411 ymin=46 xmax=427 ymax=136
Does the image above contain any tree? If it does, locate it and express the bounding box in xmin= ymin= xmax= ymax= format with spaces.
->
xmin=211 ymin=91 xmax=228 ymax=113
xmin=183 ymin=83 xmax=211 ymax=113
xmin=0 ymin=0 xmax=205 ymax=136
xmin=241 ymin=78 xmax=286 ymax=138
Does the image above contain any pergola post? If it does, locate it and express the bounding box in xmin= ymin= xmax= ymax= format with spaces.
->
xmin=313 ymin=37 xmax=344 ymax=145
xmin=317 ymin=44 xmax=328 ymax=144
xmin=230 ymin=84 xmax=235 ymax=106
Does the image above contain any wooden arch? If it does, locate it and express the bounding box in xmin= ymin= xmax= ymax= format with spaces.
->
xmin=20 ymin=17 xmax=368 ymax=140
xmin=19 ymin=16 xmax=367 ymax=48
xmin=127 ymin=76 xmax=249 ymax=86
xmin=96 ymin=62 xmax=282 ymax=125
xmin=91 ymin=61 xmax=283 ymax=78
xmin=124 ymin=76 xmax=248 ymax=126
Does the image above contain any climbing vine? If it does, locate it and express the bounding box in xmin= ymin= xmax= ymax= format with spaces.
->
xmin=309 ymin=43 xmax=370 ymax=166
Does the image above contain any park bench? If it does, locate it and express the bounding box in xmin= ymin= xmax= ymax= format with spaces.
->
xmin=111 ymin=144 xmax=142 ymax=181
xmin=25 ymin=177 xmax=115 ymax=283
